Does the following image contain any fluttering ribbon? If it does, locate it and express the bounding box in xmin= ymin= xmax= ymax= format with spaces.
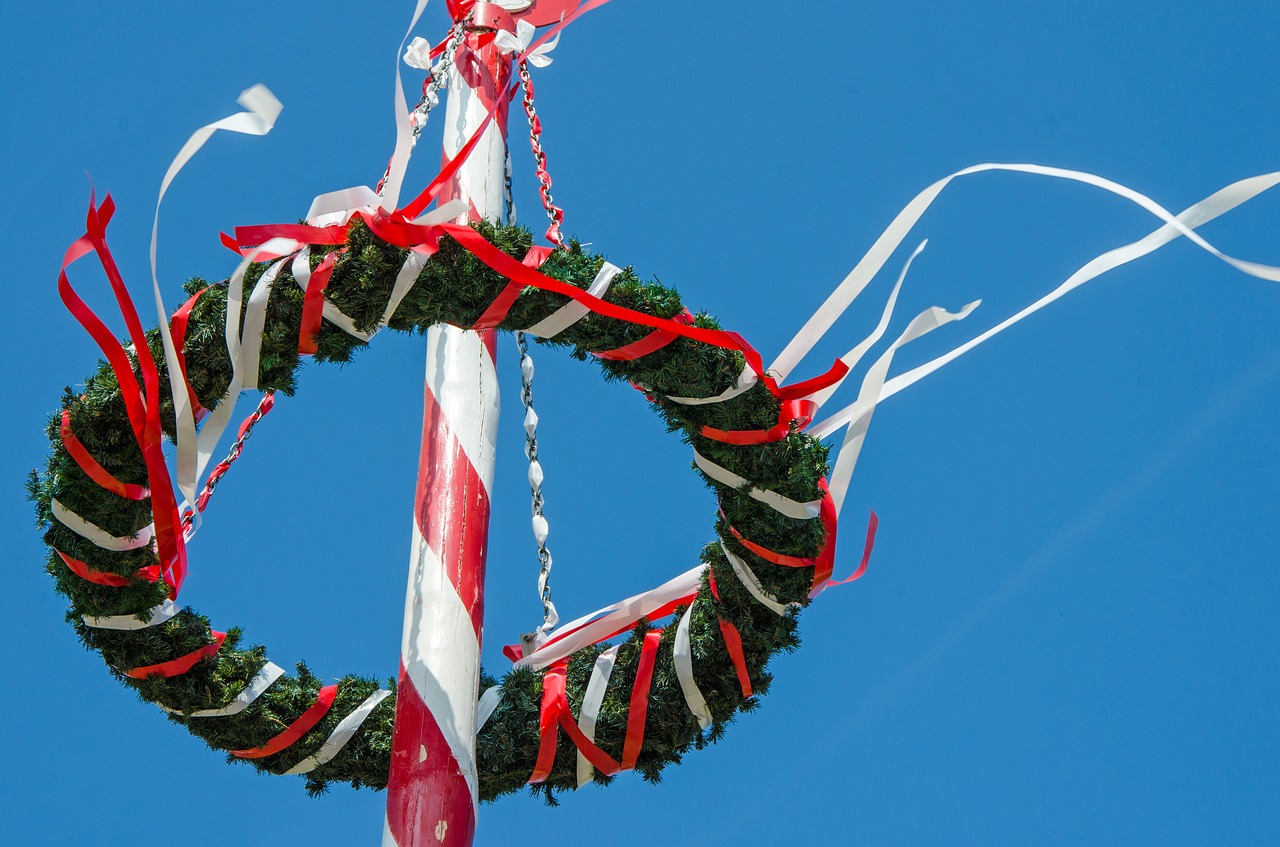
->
xmin=148 ymin=85 xmax=282 ymax=545
xmin=58 ymin=195 xmax=187 ymax=597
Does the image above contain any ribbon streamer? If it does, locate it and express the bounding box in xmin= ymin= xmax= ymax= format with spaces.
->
xmin=825 ymin=300 xmax=980 ymax=515
xmin=284 ymin=689 xmax=392 ymax=775
xmin=147 ymin=85 xmax=282 ymax=543
xmin=575 ymin=644 xmax=619 ymax=787
xmin=673 ymin=600 xmax=713 ymax=731
xmin=720 ymin=543 xmax=794 ymax=617
xmin=692 ymin=451 xmax=822 ymax=521
xmin=55 ymin=548 xmax=159 ymax=587
xmin=524 ymin=261 xmax=621 ymax=338
xmin=50 ymin=498 xmax=154 ymax=552
xmin=58 ymin=409 xmax=149 ymax=501
xmin=230 ymin=684 xmax=338 ymax=759
xmin=159 ymin=661 xmax=285 ymax=718
xmin=771 ymin=165 xmax=1280 ymax=385
xmin=125 ymin=631 xmax=226 ymax=679
xmin=82 ymin=600 xmax=179 ymax=631
xmin=476 ymin=685 xmax=503 ymax=732
xmin=516 ymin=565 xmax=705 ymax=670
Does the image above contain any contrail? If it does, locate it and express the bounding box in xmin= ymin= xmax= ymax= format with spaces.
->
xmin=848 ymin=339 xmax=1280 ymax=731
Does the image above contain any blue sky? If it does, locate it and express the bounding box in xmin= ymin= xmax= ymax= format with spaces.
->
xmin=4 ymin=1 xmax=1279 ymax=844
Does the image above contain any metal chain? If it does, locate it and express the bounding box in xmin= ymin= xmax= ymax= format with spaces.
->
xmin=181 ymin=391 xmax=276 ymax=532
xmin=375 ymin=21 xmax=469 ymax=197
xmin=518 ymin=60 xmax=566 ymax=248
xmin=503 ymin=146 xmax=516 ymax=224
xmin=517 ymin=331 xmax=559 ymax=640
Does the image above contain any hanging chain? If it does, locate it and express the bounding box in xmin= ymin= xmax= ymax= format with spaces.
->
xmin=375 ymin=20 xmax=469 ymax=197
xmin=518 ymin=60 xmax=566 ymax=248
xmin=181 ymin=392 xmax=276 ymax=533
xmin=517 ymin=331 xmax=559 ymax=641
xmin=503 ymin=147 xmax=517 ymax=224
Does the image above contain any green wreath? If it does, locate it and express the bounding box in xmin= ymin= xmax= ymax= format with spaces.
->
xmin=31 ymin=215 xmax=843 ymax=802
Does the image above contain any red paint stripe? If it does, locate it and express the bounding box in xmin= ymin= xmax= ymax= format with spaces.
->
xmin=387 ymin=664 xmax=477 ymax=846
xmin=56 ymin=548 xmax=160 ymax=587
xmin=230 ymin=684 xmax=338 ymax=758
xmin=621 ymin=629 xmax=663 ymax=770
xmin=126 ymin=631 xmax=226 ymax=680
xmin=59 ymin=410 xmax=150 ymax=501
xmin=414 ymin=386 xmax=491 ymax=639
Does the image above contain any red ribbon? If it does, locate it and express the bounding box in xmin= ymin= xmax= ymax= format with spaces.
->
xmin=708 ymin=568 xmax=754 ymax=699
xmin=471 ymin=246 xmax=551 ymax=329
xmin=821 ymin=509 xmax=878 ymax=590
xmin=170 ymin=286 xmax=212 ymax=419
xmin=230 ymin=684 xmax=339 ymax=759
xmin=55 ymin=548 xmax=160 ymax=587
xmin=298 ymin=249 xmax=343 ymax=355
xmin=58 ymin=194 xmax=186 ymax=597
xmin=126 ymin=631 xmax=226 ymax=680
xmin=594 ymin=309 xmax=695 ymax=361
xmin=699 ymin=398 xmax=819 ymax=446
xmin=621 ymin=629 xmax=663 ymax=770
xmin=59 ymin=409 xmax=150 ymax=501
xmin=529 ymin=659 xmax=622 ymax=783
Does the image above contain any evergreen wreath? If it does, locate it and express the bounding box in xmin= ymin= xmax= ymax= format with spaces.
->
xmin=31 ymin=214 xmax=852 ymax=802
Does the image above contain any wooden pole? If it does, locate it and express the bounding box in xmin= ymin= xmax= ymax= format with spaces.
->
xmin=384 ymin=10 xmax=512 ymax=847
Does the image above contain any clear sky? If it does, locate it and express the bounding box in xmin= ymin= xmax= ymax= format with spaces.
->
xmin=4 ymin=2 xmax=1279 ymax=845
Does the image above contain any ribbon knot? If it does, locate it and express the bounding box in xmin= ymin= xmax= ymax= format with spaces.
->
xmin=495 ymin=19 xmax=560 ymax=66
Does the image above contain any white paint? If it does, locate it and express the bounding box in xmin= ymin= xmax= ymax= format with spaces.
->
xmin=402 ymin=532 xmax=484 ymax=811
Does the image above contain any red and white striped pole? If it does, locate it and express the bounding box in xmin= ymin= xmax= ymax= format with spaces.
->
xmin=384 ymin=8 xmax=513 ymax=847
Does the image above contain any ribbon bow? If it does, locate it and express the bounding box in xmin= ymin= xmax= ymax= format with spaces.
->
xmin=494 ymin=19 xmax=560 ymax=67
xmin=402 ymin=36 xmax=436 ymax=70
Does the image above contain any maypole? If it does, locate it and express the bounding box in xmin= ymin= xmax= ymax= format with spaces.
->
xmin=385 ymin=4 xmax=515 ymax=846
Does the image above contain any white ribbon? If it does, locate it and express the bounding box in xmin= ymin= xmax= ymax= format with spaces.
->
xmin=160 ymin=661 xmax=285 ymax=718
xmin=673 ymin=601 xmax=713 ymax=731
xmin=146 ymin=85 xmax=282 ymax=539
xmin=576 ymin=645 xmax=620 ymax=787
xmin=495 ymin=19 xmax=561 ymax=68
xmin=876 ymin=171 xmax=1280 ymax=405
xmin=380 ymin=0 xmax=433 ymax=212
xmin=403 ymin=36 xmax=435 ymax=71
xmin=692 ymin=450 xmax=823 ymax=521
xmin=50 ymin=498 xmax=154 ymax=552
xmin=771 ymin=164 xmax=1280 ymax=385
xmin=284 ymin=689 xmax=392 ymax=775
xmin=82 ymin=600 xmax=178 ymax=631
xmin=476 ymin=685 xmax=503 ymax=732
xmin=805 ymin=241 xmax=923 ymax=410
xmin=664 ymin=366 xmax=759 ymax=406
xmin=720 ymin=543 xmax=795 ymax=617
xmin=517 ymin=564 xmax=706 ymax=670
xmin=524 ymin=261 xmax=621 ymax=338
xmin=181 ymin=244 xmax=296 ymax=539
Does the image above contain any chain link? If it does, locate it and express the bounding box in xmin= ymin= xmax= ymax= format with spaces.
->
xmin=518 ymin=60 xmax=566 ymax=248
xmin=181 ymin=391 xmax=276 ymax=533
xmin=503 ymin=147 xmax=516 ymax=224
xmin=375 ymin=21 xmax=469 ymax=197
xmin=517 ymin=331 xmax=559 ymax=639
